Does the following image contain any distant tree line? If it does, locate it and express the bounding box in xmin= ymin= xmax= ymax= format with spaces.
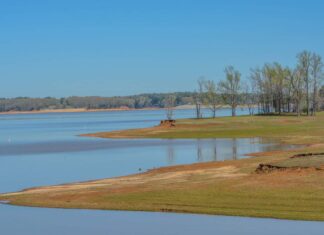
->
xmin=191 ymin=50 xmax=324 ymax=119
xmin=0 ymin=93 xmax=196 ymax=112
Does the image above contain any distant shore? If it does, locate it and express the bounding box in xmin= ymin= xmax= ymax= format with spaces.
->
xmin=0 ymin=105 xmax=253 ymax=116
xmin=0 ymin=107 xmax=163 ymax=115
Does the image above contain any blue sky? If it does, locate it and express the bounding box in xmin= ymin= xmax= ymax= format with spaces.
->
xmin=1 ymin=0 xmax=324 ymax=98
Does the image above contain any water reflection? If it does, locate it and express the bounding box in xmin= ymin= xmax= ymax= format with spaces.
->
xmin=166 ymin=137 xmax=299 ymax=165
xmin=0 ymin=138 xmax=296 ymax=163
xmin=197 ymin=139 xmax=203 ymax=162
xmin=232 ymin=138 xmax=237 ymax=160
xmin=162 ymin=138 xmax=296 ymax=164
xmin=0 ymin=138 xmax=299 ymax=194
xmin=166 ymin=141 xmax=175 ymax=165
xmin=212 ymin=140 xmax=217 ymax=161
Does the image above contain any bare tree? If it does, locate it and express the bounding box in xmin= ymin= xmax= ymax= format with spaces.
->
xmin=273 ymin=63 xmax=288 ymax=115
xmin=242 ymin=82 xmax=256 ymax=116
xmin=165 ymin=95 xmax=176 ymax=120
xmin=249 ymin=67 xmax=264 ymax=113
xmin=289 ymin=68 xmax=304 ymax=116
xmin=219 ymin=66 xmax=241 ymax=116
xmin=310 ymin=53 xmax=323 ymax=116
xmin=194 ymin=77 xmax=205 ymax=119
xmin=283 ymin=68 xmax=294 ymax=113
xmin=262 ymin=64 xmax=275 ymax=113
xmin=297 ymin=51 xmax=312 ymax=116
xmin=204 ymin=80 xmax=220 ymax=118
xmin=240 ymin=51 xmax=324 ymax=116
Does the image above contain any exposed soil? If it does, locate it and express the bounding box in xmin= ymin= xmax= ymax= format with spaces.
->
xmin=159 ymin=120 xmax=176 ymax=127
xmin=291 ymin=152 xmax=324 ymax=158
xmin=255 ymin=164 xmax=287 ymax=173
xmin=255 ymin=163 xmax=315 ymax=174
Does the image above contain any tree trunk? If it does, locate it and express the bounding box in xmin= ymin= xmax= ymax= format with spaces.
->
xmin=212 ymin=108 xmax=216 ymax=118
xmin=312 ymin=81 xmax=317 ymax=116
xmin=195 ymin=103 xmax=201 ymax=119
xmin=232 ymin=106 xmax=236 ymax=116
xmin=306 ymin=80 xmax=310 ymax=116
xmin=287 ymin=99 xmax=291 ymax=113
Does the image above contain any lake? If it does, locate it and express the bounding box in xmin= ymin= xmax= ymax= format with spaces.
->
xmin=0 ymin=108 xmax=323 ymax=234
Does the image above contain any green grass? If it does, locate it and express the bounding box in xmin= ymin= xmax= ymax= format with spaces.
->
xmin=99 ymin=187 xmax=324 ymax=221
xmin=274 ymin=155 xmax=324 ymax=169
xmin=90 ymin=114 xmax=324 ymax=145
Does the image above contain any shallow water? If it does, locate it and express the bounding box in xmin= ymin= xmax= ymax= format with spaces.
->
xmin=0 ymin=137 xmax=296 ymax=193
xmin=0 ymin=108 xmax=323 ymax=234
xmin=1 ymin=205 xmax=324 ymax=235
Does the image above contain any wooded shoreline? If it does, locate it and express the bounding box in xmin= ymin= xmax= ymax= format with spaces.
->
xmin=0 ymin=105 xmax=256 ymax=115
xmin=0 ymin=107 xmax=161 ymax=115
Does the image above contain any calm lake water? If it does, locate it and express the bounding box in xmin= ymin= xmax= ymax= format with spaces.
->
xmin=0 ymin=108 xmax=323 ymax=234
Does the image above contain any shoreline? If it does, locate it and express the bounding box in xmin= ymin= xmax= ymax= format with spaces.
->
xmin=0 ymin=107 xmax=163 ymax=115
xmin=0 ymin=104 xmax=255 ymax=116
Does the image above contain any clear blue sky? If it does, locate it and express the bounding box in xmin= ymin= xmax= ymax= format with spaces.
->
xmin=1 ymin=0 xmax=324 ymax=98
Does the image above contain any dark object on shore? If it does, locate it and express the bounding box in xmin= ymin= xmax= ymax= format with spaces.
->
xmin=255 ymin=163 xmax=321 ymax=174
xmin=255 ymin=164 xmax=288 ymax=173
xmin=159 ymin=120 xmax=176 ymax=127
xmin=291 ymin=152 xmax=324 ymax=158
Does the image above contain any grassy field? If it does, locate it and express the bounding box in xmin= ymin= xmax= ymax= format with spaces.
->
xmin=2 ymin=113 xmax=324 ymax=221
xmin=83 ymin=114 xmax=324 ymax=145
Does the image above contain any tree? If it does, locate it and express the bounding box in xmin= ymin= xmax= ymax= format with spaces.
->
xmin=289 ymin=68 xmax=304 ymax=116
xmin=242 ymin=82 xmax=256 ymax=116
xmin=204 ymin=80 xmax=220 ymax=118
xmin=262 ymin=64 xmax=276 ymax=113
xmin=297 ymin=51 xmax=312 ymax=116
xmin=193 ymin=77 xmax=205 ymax=119
xmin=219 ymin=66 xmax=241 ymax=116
xmin=249 ymin=67 xmax=265 ymax=113
xmin=283 ymin=68 xmax=294 ymax=113
xmin=165 ymin=95 xmax=176 ymax=120
xmin=310 ymin=53 xmax=323 ymax=115
xmin=273 ymin=63 xmax=288 ymax=114
xmin=250 ymin=60 xmax=308 ymax=116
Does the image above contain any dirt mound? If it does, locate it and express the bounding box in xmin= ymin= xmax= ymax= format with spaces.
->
xmin=159 ymin=120 xmax=176 ymax=127
xmin=255 ymin=163 xmax=315 ymax=174
xmin=255 ymin=164 xmax=289 ymax=173
xmin=291 ymin=152 xmax=324 ymax=158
